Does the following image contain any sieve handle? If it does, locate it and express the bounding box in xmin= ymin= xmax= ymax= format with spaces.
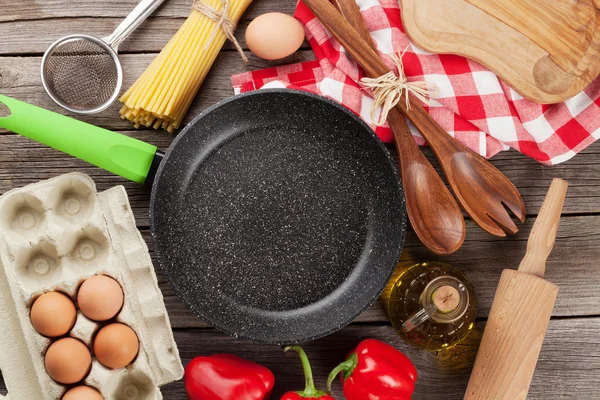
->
xmin=0 ymin=95 xmax=158 ymax=184
xmin=104 ymin=0 xmax=168 ymax=50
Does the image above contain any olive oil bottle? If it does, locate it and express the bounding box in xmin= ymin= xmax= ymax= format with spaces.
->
xmin=386 ymin=262 xmax=477 ymax=351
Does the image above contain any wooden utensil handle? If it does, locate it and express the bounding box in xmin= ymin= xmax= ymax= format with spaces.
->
xmin=329 ymin=0 xmax=469 ymax=157
xmin=306 ymin=0 xmax=481 ymax=166
xmin=519 ymin=178 xmax=568 ymax=277
xmin=331 ymin=0 xmax=375 ymax=50
xmin=304 ymin=0 xmax=389 ymax=77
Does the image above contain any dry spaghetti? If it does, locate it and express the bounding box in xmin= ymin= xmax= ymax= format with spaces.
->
xmin=119 ymin=0 xmax=252 ymax=133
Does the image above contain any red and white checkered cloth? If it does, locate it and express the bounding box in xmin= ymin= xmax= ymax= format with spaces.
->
xmin=232 ymin=0 xmax=600 ymax=164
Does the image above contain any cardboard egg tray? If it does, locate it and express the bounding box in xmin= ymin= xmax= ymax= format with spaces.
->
xmin=0 ymin=173 xmax=183 ymax=399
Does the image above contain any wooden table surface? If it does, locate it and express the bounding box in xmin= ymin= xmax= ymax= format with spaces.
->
xmin=2 ymin=1 xmax=600 ymax=399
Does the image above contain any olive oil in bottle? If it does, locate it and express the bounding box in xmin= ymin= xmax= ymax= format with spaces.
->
xmin=387 ymin=262 xmax=477 ymax=351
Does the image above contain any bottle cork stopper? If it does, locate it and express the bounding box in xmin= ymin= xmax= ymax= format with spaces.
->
xmin=433 ymin=285 xmax=460 ymax=313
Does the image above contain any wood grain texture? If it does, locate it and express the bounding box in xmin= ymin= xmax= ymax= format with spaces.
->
xmin=0 ymin=318 xmax=596 ymax=398
xmin=519 ymin=179 xmax=568 ymax=277
xmin=147 ymin=211 xmax=600 ymax=327
xmin=134 ymin=320 xmax=600 ymax=399
xmin=2 ymin=2 xmax=600 ymax=398
xmin=0 ymin=133 xmax=598 ymax=322
xmin=0 ymin=134 xmax=599 ymax=323
xmin=465 ymin=270 xmax=559 ymax=400
xmin=0 ymin=52 xmax=315 ymax=131
xmin=1 ymin=133 xmax=600 ymax=215
xmin=400 ymin=0 xmax=600 ymax=103
xmin=467 ymin=0 xmax=594 ymax=71
xmin=0 ymin=17 xmax=310 ymax=56
xmin=0 ymin=0 xmax=296 ymax=22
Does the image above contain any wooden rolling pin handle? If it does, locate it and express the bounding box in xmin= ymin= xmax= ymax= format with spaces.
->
xmin=518 ymin=178 xmax=568 ymax=278
xmin=465 ymin=179 xmax=566 ymax=400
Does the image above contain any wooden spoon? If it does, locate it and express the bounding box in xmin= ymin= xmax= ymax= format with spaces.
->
xmin=331 ymin=4 xmax=466 ymax=255
xmin=386 ymin=107 xmax=465 ymax=255
xmin=305 ymin=0 xmax=526 ymax=236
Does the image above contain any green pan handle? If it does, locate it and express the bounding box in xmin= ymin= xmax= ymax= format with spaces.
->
xmin=0 ymin=95 xmax=158 ymax=184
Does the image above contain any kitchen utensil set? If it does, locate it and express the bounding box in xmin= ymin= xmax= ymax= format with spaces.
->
xmin=0 ymin=1 xmax=577 ymax=396
xmin=1 ymin=0 xmax=531 ymax=346
xmin=304 ymin=0 xmax=525 ymax=254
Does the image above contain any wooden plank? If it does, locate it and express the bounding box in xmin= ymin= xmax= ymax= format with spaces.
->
xmin=151 ymin=209 xmax=600 ymax=327
xmin=2 ymin=1 xmax=599 ymax=399
xmin=0 ymin=52 xmax=316 ymax=130
xmin=0 ymin=133 xmax=599 ymax=216
xmin=0 ymin=141 xmax=596 ymax=323
xmin=0 ymin=136 xmax=598 ymax=323
xmin=1 ymin=51 xmax=599 ymax=214
xmin=0 ymin=17 xmax=310 ymax=55
xmin=157 ymin=320 xmax=600 ymax=398
xmin=1 ymin=0 xmax=297 ymax=22
xmin=0 ymin=318 xmax=594 ymax=398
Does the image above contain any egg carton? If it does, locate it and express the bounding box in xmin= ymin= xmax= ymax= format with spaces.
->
xmin=0 ymin=173 xmax=183 ymax=399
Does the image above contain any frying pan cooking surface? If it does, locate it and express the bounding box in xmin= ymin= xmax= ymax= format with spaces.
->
xmin=151 ymin=90 xmax=406 ymax=343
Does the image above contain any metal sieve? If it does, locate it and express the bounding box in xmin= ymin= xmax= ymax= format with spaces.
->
xmin=41 ymin=0 xmax=166 ymax=114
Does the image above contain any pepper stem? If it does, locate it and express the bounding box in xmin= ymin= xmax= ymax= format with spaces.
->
xmin=284 ymin=346 xmax=328 ymax=397
xmin=326 ymin=352 xmax=359 ymax=392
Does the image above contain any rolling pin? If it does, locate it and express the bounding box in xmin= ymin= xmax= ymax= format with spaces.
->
xmin=464 ymin=178 xmax=568 ymax=400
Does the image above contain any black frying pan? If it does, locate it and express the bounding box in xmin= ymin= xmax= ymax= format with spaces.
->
xmin=0 ymin=90 xmax=406 ymax=344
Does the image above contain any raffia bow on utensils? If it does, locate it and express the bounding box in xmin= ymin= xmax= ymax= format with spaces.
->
xmin=361 ymin=49 xmax=438 ymax=126
xmin=192 ymin=0 xmax=248 ymax=62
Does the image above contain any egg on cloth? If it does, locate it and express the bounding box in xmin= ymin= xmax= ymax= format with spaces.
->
xmin=45 ymin=338 xmax=92 ymax=384
xmin=62 ymin=385 xmax=103 ymax=400
xmin=30 ymin=292 xmax=76 ymax=337
xmin=77 ymin=275 xmax=124 ymax=321
xmin=246 ymin=12 xmax=305 ymax=60
xmin=94 ymin=323 xmax=139 ymax=369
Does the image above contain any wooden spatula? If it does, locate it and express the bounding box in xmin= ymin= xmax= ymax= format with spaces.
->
xmin=465 ymin=178 xmax=568 ymax=399
xmin=302 ymin=0 xmax=526 ymax=237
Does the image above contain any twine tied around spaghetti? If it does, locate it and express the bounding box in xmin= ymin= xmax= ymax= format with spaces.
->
xmin=192 ymin=0 xmax=248 ymax=63
xmin=361 ymin=49 xmax=439 ymax=126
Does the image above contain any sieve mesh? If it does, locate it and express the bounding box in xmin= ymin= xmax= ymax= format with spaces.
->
xmin=43 ymin=38 xmax=120 ymax=112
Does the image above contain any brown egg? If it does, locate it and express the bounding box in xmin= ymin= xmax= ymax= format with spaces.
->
xmin=94 ymin=323 xmax=139 ymax=369
xmin=62 ymin=386 xmax=103 ymax=400
xmin=45 ymin=338 xmax=92 ymax=384
xmin=30 ymin=292 xmax=77 ymax=337
xmin=77 ymin=275 xmax=124 ymax=321
xmin=246 ymin=12 xmax=305 ymax=60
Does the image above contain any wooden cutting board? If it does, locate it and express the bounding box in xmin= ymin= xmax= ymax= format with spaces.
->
xmin=400 ymin=0 xmax=600 ymax=104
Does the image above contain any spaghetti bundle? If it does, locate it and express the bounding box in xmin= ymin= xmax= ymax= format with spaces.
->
xmin=119 ymin=0 xmax=252 ymax=133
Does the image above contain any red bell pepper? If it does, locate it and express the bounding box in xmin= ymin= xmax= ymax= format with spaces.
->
xmin=326 ymin=339 xmax=417 ymax=400
xmin=281 ymin=346 xmax=335 ymax=400
xmin=185 ymin=354 xmax=275 ymax=400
